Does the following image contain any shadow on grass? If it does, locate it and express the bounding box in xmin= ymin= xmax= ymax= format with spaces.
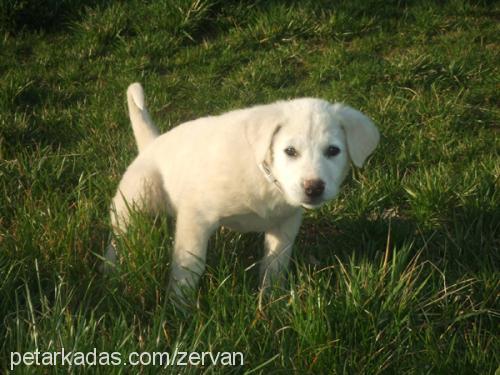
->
xmin=297 ymin=202 xmax=499 ymax=279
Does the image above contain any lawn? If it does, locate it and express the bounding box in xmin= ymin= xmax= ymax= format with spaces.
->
xmin=0 ymin=0 xmax=498 ymax=373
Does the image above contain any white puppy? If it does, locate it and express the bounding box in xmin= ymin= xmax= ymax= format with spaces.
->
xmin=106 ymin=83 xmax=379 ymax=300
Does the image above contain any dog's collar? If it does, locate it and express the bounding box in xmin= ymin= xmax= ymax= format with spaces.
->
xmin=259 ymin=161 xmax=283 ymax=193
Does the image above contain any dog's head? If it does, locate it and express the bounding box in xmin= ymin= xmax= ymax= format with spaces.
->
xmin=247 ymin=98 xmax=379 ymax=208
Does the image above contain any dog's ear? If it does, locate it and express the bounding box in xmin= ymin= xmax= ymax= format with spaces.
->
xmin=332 ymin=103 xmax=380 ymax=167
xmin=245 ymin=116 xmax=282 ymax=166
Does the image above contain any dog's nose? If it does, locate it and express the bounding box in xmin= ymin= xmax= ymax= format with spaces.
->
xmin=303 ymin=179 xmax=325 ymax=198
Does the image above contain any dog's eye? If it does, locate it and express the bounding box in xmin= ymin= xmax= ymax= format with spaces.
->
xmin=284 ymin=146 xmax=298 ymax=158
xmin=325 ymin=145 xmax=341 ymax=157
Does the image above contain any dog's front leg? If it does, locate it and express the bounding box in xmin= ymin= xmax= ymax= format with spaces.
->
xmin=260 ymin=210 xmax=303 ymax=290
xmin=168 ymin=211 xmax=216 ymax=304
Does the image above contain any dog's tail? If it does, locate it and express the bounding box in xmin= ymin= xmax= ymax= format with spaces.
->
xmin=127 ymin=82 xmax=160 ymax=153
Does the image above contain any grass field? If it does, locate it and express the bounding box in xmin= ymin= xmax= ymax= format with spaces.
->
xmin=1 ymin=0 xmax=499 ymax=373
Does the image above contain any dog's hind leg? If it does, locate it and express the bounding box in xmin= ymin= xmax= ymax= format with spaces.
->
xmin=103 ymin=160 xmax=166 ymax=271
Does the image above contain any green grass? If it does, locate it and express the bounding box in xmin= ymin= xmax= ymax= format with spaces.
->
xmin=1 ymin=0 xmax=499 ymax=373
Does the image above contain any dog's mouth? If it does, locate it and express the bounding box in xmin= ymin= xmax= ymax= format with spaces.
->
xmin=300 ymin=197 xmax=325 ymax=210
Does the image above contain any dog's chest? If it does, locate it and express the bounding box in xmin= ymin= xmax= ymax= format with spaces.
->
xmin=220 ymin=204 xmax=298 ymax=233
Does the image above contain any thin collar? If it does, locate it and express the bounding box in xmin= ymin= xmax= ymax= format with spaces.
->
xmin=259 ymin=161 xmax=284 ymax=193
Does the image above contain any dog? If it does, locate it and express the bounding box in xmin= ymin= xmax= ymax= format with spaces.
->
xmin=105 ymin=82 xmax=379 ymax=302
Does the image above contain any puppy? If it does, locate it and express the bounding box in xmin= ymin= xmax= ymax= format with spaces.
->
xmin=105 ymin=83 xmax=379 ymax=301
